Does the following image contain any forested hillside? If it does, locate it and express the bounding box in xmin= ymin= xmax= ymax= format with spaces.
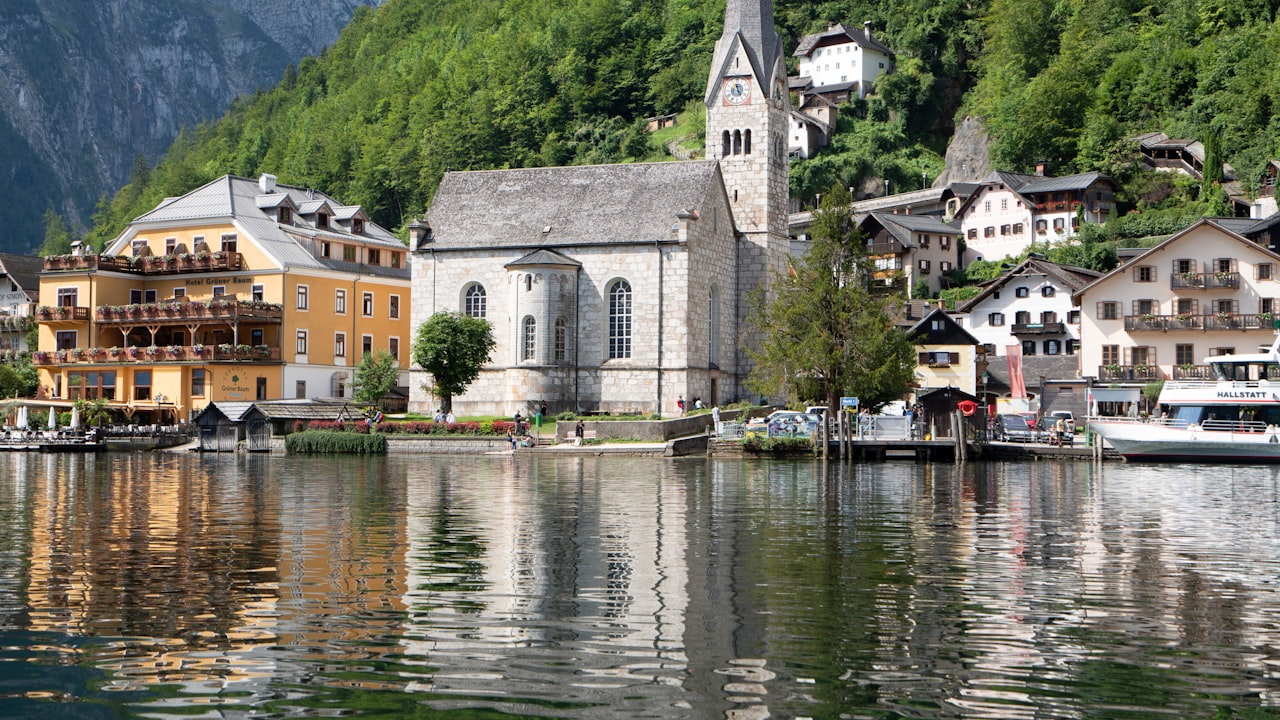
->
xmin=75 ymin=0 xmax=1280 ymax=254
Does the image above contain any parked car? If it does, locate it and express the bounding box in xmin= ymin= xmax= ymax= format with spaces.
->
xmin=994 ymin=414 xmax=1039 ymax=443
xmin=745 ymin=411 xmax=821 ymax=439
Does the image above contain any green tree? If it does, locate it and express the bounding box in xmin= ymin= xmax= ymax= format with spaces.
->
xmin=38 ymin=209 xmax=75 ymax=256
xmin=412 ymin=311 xmax=496 ymax=413
xmin=0 ymin=358 xmax=38 ymax=399
xmin=745 ymin=185 xmax=917 ymax=414
xmin=73 ymin=397 xmax=112 ymax=427
xmin=353 ymin=349 xmax=401 ymax=405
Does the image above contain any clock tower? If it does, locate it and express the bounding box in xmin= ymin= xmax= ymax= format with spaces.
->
xmin=705 ymin=0 xmax=791 ymax=380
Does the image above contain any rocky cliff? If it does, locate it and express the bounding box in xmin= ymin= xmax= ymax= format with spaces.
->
xmin=0 ymin=0 xmax=380 ymax=252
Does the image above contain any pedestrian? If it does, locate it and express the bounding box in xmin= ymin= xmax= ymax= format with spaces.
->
xmin=574 ymin=419 xmax=585 ymax=447
xmin=506 ymin=430 xmax=516 ymax=451
xmin=513 ymin=411 xmax=523 ymax=435
xmin=694 ymin=396 xmax=704 ymax=410
xmin=434 ymin=408 xmax=444 ymax=424
xmin=445 ymin=410 xmax=455 ymax=424
xmin=677 ymin=395 xmax=685 ymax=415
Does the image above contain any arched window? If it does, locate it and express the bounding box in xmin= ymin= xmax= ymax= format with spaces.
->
xmin=721 ymin=130 xmax=730 ymax=157
xmin=608 ymin=280 xmax=632 ymax=359
xmin=464 ymin=284 xmax=486 ymax=318
xmin=525 ymin=274 xmax=533 ymax=292
xmin=743 ymin=129 xmax=751 ymax=154
xmin=522 ymin=316 xmax=536 ymax=361
xmin=733 ymin=130 xmax=742 ymax=155
xmin=554 ymin=317 xmax=567 ymax=361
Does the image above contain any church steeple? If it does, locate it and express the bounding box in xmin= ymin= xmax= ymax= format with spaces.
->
xmin=704 ymin=0 xmax=784 ymax=104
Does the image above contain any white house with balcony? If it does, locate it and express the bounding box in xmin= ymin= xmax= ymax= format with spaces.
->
xmin=955 ymin=169 xmax=1118 ymax=263
xmin=1073 ymin=219 xmax=1280 ymax=388
xmin=792 ymin=22 xmax=894 ymax=100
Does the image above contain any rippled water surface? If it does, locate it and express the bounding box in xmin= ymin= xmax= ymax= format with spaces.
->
xmin=2 ymin=453 xmax=1280 ymax=718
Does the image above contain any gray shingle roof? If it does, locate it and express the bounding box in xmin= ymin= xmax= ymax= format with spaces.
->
xmin=424 ymin=161 xmax=724 ymax=250
xmin=793 ymin=22 xmax=894 ymax=58
xmin=505 ymin=249 xmax=583 ymax=268
xmin=122 ymin=175 xmax=405 ymax=275
xmin=0 ymin=252 xmax=45 ymax=299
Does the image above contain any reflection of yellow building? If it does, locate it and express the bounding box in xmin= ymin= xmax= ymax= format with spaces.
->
xmin=36 ymin=174 xmax=411 ymax=421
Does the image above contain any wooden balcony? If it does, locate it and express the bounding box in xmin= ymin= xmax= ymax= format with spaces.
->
xmin=32 ymin=344 xmax=281 ymax=366
xmin=866 ymin=240 xmax=906 ymax=256
xmin=1172 ymin=364 xmax=1214 ymax=380
xmin=43 ymin=252 xmax=244 ymax=275
xmin=0 ymin=315 xmax=33 ymax=333
xmin=96 ymin=299 xmax=283 ymax=324
xmin=1098 ymin=364 xmax=1162 ymax=381
xmin=35 ymin=306 xmax=90 ymax=324
xmin=1011 ymin=321 xmax=1065 ymax=335
xmin=1124 ymin=313 xmax=1275 ymax=331
xmin=1170 ymin=271 xmax=1240 ymax=290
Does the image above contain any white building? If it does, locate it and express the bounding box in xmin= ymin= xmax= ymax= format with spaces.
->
xmin=955 ymin=169 xmax=1117 ymax=263
xmin=1073 ymin=219 xmax=1280 ymax=386
xmin=792 ymin=22 xmax=894 ymax=99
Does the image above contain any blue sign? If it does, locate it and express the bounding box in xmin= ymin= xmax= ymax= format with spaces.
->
xmin=840 ymin=396 xmax=859 ymax=408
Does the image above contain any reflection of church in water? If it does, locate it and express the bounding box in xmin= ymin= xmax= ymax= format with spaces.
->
xmin=409 ymin=0 xmax=792 ymax=417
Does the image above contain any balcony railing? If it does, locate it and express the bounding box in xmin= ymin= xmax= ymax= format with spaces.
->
xmin=96 ymin=299 xmax=283 ymax=324
xmin=1172 ymin=364 xmax=1215 ymax=380
xmin=0 ymin=315 xmax=33 ymax=333
xmin=1098 ymin=364 xmax=1162 ymax=381
xmin=32 ymin=344 xmax=281 ymax=366
xmin=1124 ymin=313 xmax=1276 ymax=331
xmin=43 ymin=252 xmax=244 ymax=275
xmin=34 ymin=306 xmax=91 ymax=323
xmin=866 ymin=240 xmax=906 ymax=256
xmin=1011 ymin=321 xmax=1065 ymax=335
xmin=1170 ymin=271 xmax=1240 ymax=290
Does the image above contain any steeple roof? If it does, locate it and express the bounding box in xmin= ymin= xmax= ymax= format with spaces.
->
xmin=705 ymin=0 xmax=783 ymax=102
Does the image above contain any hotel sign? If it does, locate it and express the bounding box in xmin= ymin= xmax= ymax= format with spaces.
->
xmin=0 ymin=291 xmax=29 ymax=305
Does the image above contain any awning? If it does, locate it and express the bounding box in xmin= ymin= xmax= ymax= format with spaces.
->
xmin=1087 ymin=387 xmax=1140 ymax=403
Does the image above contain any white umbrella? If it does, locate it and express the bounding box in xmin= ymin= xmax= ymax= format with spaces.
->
xmin=69 ymin=404 xmax=80 ymax=430
xmin=47 ymin=408 xmax=56 ymax=430
xmin=17 ymin=405 xmax=27 ymax=429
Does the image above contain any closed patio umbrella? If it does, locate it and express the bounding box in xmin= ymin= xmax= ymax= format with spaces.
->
xmin=69 ymin=404 xmax=79 ymax=430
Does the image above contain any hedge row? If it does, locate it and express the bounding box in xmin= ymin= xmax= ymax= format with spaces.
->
xmin=285 ymin=430 xmax=387 ymax=454
xmin=290 ymin=420 xmax=518 ymax=436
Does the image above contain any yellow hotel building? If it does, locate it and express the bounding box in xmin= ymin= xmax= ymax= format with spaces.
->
xmin=35 ymin=174 xmax=411 ymax=422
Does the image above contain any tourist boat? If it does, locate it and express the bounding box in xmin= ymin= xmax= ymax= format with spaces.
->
xmin=1089 ymin=336 xmax=1280 ymax=462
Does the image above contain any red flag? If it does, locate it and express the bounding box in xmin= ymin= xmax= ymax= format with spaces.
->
xmin=1006 ymin=344 xmax=1026 ymax=399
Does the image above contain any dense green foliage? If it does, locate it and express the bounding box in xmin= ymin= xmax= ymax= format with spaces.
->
xmin=746 ymin=185 xmax=917 ymax=413
xmin=285 ymin=429 xmax=388 ymax=454
xmin=966 ymin=0 xmax=1280 ymax=196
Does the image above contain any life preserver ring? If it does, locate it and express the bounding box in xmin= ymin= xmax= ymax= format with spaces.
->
xmin=958 ymin=400 xmax=978 ymax=416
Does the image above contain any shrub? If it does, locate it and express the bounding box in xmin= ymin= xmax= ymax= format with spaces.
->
xmin=556 ymin=411 xmax=576 ymax=421
xmin=743 ymin=436 xmax=814 ymax=455
xmin=285 ymin=430 xmax=387 ymax=454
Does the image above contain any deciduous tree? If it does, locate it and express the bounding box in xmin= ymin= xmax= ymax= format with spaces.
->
xmin=412 ymin=311 xmax=496 ymax=413
xmin=353 ymin=349 xmax=401 ymax=405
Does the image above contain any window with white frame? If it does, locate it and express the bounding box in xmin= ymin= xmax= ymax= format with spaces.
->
xmin=389 ymin=337 xmax=399 ymax=360
xmin=296 ymin=284 xmax=309 ymax=310
xmin=389 ymin=295 xmax=400 ymax=319
xmin=362 ymin=292 xmax=374 ymax=316
xmin=989 ymin=312 xmax=1005 ymax=326
xmin=522 ymin=316 xmax=536 ymax=361
xmin=335 ymin=332 xmax=346 ymax=357
xmin=335 ymin=289 xmax=347 ymax=314
xmin=608 ymin=279 xmax=632 ymax=359
xmin=464 ymin=284 xmax=486 ymax=318
xmin=296 ymin=330 xmax=308 ymax=355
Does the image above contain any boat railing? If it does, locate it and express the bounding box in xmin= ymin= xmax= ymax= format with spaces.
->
xmin=1161 ymin=379 xmax=1278 ymax=390
xmin=1087 ymin=415 xmax=1272 ymax=433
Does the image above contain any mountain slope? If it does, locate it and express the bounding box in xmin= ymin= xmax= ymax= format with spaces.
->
xmin=0 ymin=0 xmax=381 ymax=252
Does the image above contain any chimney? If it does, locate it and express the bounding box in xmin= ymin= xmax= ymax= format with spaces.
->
xmin=864 ymin=20 xmax=873 ymax=40
xmin=1034 ymin=161 xmax=1046 ymax=177
xmin=259 ymin=173 xmax=277 ymax=193
xmin=407 ymin=218 xmax=433 ymax=249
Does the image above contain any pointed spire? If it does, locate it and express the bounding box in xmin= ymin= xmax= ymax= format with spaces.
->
xmin=705 ymin=0 xmax=783 ymax=103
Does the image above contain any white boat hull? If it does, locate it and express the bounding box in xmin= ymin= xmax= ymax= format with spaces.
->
xmin=1090 ymin=420 xmax=1280 ymax=462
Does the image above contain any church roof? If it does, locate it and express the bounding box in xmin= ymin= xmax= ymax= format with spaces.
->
xmin=424 ymin=161 xmax=725 ymax=249
xmin=505 ymin=248 xmax=583 ymax=268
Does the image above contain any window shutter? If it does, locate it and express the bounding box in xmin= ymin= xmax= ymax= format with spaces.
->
xmin=918 ymin=352 xmax=929 ymax=364
xmin=948 ymin=352 xmax=960 ymax=364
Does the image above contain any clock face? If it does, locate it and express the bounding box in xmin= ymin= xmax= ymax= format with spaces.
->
xmin=723 ymin=77 xmax=750 ymax=105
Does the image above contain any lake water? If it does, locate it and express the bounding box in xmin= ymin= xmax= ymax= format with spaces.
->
xmin=2 ymin=453 xmax=1280 ymax=718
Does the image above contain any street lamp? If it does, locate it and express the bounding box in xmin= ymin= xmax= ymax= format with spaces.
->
xmin=981 ymin=370 xmax=990 ymax=419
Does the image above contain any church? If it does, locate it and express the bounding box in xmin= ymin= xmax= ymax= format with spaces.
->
xmin=407 ymin=0 xmax=791 ymax=417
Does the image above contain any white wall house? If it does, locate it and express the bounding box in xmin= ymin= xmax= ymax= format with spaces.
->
xmin=958 ymin=258 xmax=1099 ymax=360
xmin=793 ymin=22 xmax=894 ymax=99
xmin=955 ymin=170 xmax=1117 ymax=264
xmin=1073 ymin=219 xmax=1280 ymax=385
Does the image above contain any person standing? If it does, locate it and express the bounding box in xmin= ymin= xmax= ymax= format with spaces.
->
xmin=513 ymin=411 xmax=523 ymax=436
xmin=574 ymin=419 xmax=585 ymax=447
xmin=677 ymin=396 xmax=686 ymax=415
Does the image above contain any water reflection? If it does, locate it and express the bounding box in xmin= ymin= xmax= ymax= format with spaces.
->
xmin=2 ymin=455 xmax=1280 ymax=718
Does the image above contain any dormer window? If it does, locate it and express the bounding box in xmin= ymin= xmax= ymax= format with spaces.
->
xmin=279 ymin=207 xmax=292 ymax=224
xmin=317 ymin=212 xmax=329 ymax=229
xmin=367 ymin=248 xmax=381 ymax=266
xmin=352 ymin=218 xmax=364 ymax=234
xmin=220 ymin=234 xmax=237 ymax=253
xmin=320 ymin=241 xmax=331 ymax=259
